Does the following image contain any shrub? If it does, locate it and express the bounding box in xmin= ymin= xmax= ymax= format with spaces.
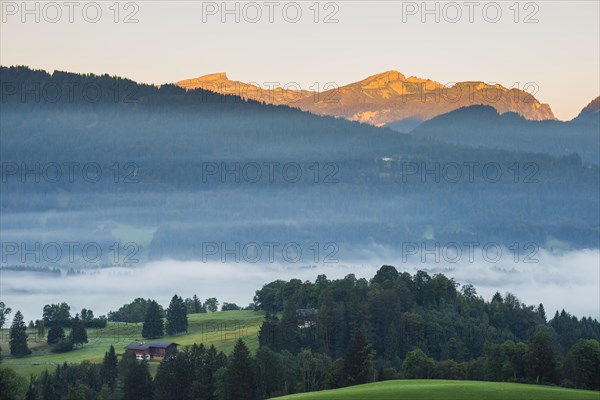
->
xmin=51 ymin=339 xmax=74 ymax=353
xmin=380 ymin=367 xmax=399 ymax=381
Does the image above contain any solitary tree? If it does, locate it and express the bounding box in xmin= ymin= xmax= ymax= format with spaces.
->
xmin=9 ymin=310 xmax=31 ymax=357
xmin=204 ymin=298 xmax=219 ymax=313
xmin=142 ymin=300 xmax=164 ymax=339
xmin=70 ymin=314 xmax=88 ymax=347
xmin=166 ymin=295 xmax=188 ymax=335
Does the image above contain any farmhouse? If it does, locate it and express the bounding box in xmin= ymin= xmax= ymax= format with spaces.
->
xmin=125 ymin=341 xmax=179 ymax=360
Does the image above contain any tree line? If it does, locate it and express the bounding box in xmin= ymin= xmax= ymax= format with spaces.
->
xmin=251 ymin=266 xmax=600 ymax=392
xmin=107 ymin=296 xmax=228 ymax=324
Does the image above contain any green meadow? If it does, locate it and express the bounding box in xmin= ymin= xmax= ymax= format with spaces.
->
xmin=273 ymin=380 xmax=600 ymax=400
xmin=0 ymin=310 xmax=264 ymax=377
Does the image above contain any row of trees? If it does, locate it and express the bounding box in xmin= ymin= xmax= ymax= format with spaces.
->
xmin=47 ymin=315 xmax=89 ymax=353
xmin=7 ymin=310 xmax=90 ymax=357
xmin=139 ymin=295 xmax=242 ymax=339
xmin=142 ymin=295 xmax=189 ymax=339
xmin=108 ymin=295 xmax=221 ymax=323
xmin=398 ymin=334 xmax=600 ymax=390
xmin=42 ymin=303 xmax=107 ymax=329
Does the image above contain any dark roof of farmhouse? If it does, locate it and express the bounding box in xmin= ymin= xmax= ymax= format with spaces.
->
xmin=125 ymin=341 xmax=178 ymax=350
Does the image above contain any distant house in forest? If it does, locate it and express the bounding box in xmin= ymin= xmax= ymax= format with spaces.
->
xmin=125 ymin=341 xmax=179 ymax=360
xmin=296 ymin=308 xmax=318 ymax=329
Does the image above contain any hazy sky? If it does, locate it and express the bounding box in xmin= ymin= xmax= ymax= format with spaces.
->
xmin=1 ymin=0 xmax=599 ymax=120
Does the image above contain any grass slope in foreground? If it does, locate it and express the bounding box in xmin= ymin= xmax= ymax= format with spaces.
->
xmin=0 ymin=310 xmax=264 ymax=377
xmin=273 ymin=380 xmax=600 ymax=400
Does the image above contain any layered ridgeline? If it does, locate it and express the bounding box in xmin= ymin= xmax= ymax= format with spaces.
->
xmin=411 ymin=98 xmax=600 ymax=164
xmin=175 ymin=70 xmax=555 ymax=130
xmin=0 ymin=66 xmax=598 ymax=266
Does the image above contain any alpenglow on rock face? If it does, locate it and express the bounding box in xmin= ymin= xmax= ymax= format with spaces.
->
xmin=573 ymin=96 xmax=600 ymax=123
xmin=175 ymin=70 xmax=555 ymax=128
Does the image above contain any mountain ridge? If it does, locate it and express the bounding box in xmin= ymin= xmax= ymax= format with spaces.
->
xmin=573 ymin=96 xmax=600 ymax=124
xmin=175 ymin=70 xmax=555 ymax=126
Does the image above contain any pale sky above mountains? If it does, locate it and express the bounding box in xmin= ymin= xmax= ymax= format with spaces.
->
xmin=1 ymin=0 xmax=598 ymax=120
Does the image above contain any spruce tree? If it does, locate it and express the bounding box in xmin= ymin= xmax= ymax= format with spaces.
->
xmin=25 ymin=374 xmax=38 ymax=400
xmin=383 ymin=321 xmax=400 ymax=363
xmin=528 ymin=331 xmax=557 ymax=384
xmin=537 ymin=303 xmax=547 ymax=323
xmin=122 ymin=352 xmax=153 ymax=400
xmin=9 ymin=310 xmax=31 ymax=357
xmin=344 ymin=330 xmax=374 ymax=386
xmin=278 ymin=300 xmax=299 ymax=353
xmin=223 ymin=339 xmax=257 ymax=400
xmin=47 ymin=325 xmax=65 ymax=345
xmin=142 ymin=300 xmax=164 ymax=339
xmin=202 ymin=345 xmax=227 ymax=399
xmin=192 ymin=294 xmax=202 ymax=314
xmin=41 ymin=370 xmax=55 ymax=400
xmin=70 ymin=314 xmax=88 ymax=347
xmin=166 ymin=295 xmax=188 ymax=335
xmin=154 ymin=351 xmax=194 ymax=400
xmin=101 ymin=345 xmax=118 ymax=389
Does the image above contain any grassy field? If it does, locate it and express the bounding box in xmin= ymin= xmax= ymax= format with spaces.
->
xmin=273 ymin=380 xmax=600 ymax=400
xmin=0 ymin=310 xmax=264 ymax=378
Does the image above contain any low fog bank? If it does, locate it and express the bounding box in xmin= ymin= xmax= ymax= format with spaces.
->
xmin=1 ymin=247 xmax=598 ymax=325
